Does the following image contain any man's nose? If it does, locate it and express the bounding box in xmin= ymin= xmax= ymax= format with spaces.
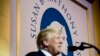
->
xmin=59 ymin=38 xmax=63 ymax=44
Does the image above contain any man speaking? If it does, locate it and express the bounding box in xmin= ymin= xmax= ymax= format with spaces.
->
xmin=26 ymin=28 xmax=63 ymax=56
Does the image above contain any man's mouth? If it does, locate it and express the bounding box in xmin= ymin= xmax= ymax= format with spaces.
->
xmin=58 ymin=45 xmax=62 ymax=48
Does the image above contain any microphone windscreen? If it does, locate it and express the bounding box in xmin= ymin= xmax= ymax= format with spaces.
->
xmin=68 ymin=46 xmax=78 ymax=51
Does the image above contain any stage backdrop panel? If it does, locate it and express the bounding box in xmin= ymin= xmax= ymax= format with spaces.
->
xmin=18 ymin=0 xmax=95 ymax=56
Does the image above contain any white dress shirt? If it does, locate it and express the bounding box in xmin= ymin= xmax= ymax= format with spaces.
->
xmin=41 ymin=49 xmax=52 ymax=56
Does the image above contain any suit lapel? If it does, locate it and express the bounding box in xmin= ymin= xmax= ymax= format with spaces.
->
xmin=36 ymin=50 xmax=45 ymax=56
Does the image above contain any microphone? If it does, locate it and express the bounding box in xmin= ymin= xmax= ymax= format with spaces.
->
xmin=68 ymin=42 xmax=100 ymax=54
xmin=68 ymin=46 xmax=79 ymax=51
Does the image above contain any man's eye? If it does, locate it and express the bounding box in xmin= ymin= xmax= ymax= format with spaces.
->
xmin=63 ymin=37 xmax=65 ymax=40
xmin=57 ymin=37 xmax=60 ymax=39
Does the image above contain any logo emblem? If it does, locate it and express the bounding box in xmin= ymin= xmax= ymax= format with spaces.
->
xmin=40 ymin=8 xmax=73 ymax=56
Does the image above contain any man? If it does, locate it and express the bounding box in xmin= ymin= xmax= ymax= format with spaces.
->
xmin=26 ymin=28 xmax=63 ymax=56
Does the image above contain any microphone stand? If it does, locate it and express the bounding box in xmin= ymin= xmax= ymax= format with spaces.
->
xmin=68 ymin=42 xmax=100 ymax=54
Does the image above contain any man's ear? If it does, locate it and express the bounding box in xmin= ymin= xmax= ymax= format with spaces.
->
xmin=43 ymin=40 xmax=49 ymax=46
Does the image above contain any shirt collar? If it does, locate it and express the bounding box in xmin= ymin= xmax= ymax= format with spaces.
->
xmin=41 ymin=49 xmax=52 ymax=56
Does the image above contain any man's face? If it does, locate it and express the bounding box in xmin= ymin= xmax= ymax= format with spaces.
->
xmin=47 ymin=32 xmax=63 ymax=55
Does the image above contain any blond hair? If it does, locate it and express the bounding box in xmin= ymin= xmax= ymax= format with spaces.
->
xmin=36 ymin=28 xmax=59 ymax=49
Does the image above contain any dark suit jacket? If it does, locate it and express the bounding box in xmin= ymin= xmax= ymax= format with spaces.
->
xmin=25 ymin=50 xmax=45 ymax=56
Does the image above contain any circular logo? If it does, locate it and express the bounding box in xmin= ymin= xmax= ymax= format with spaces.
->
xmin=40 ymin=8 xmax=73 ymax=56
